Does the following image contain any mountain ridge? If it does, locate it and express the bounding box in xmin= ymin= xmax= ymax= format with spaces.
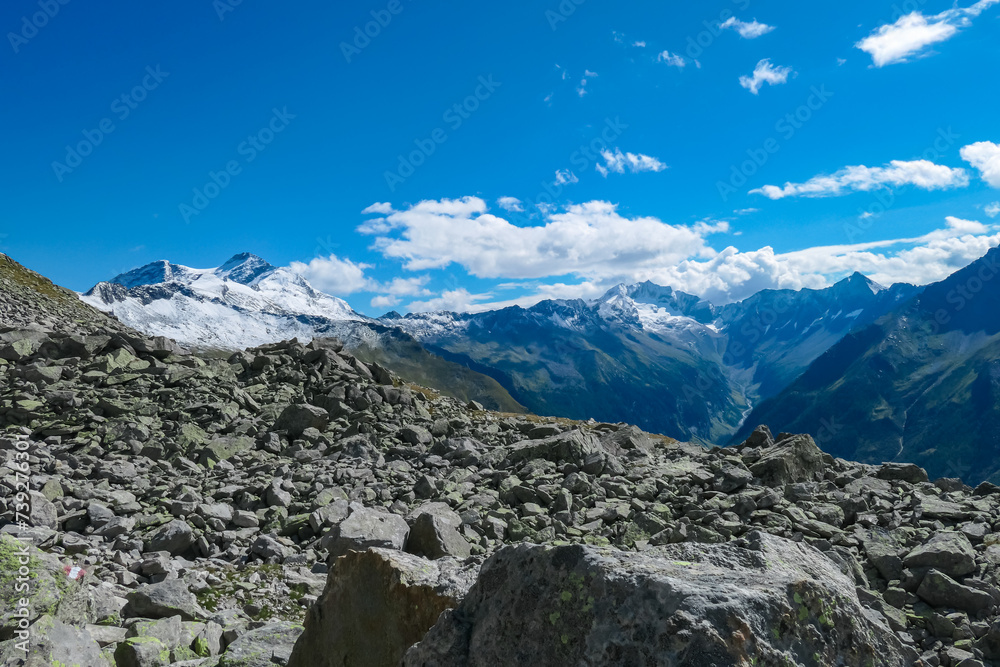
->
xmin=81 ymin=252 xmax=923 ymax=442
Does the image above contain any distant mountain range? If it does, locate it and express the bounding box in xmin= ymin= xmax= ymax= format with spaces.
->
xmin=734 ymin=246 xmax=1000 ymax=483
xmin=82 ymin=252 xmax=926 ymax=448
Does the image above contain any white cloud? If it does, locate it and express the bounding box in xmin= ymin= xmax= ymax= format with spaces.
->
xmin=856 ymin=1 xmax=999 ymax=67
xmin=657 ymin=51 xmax=686 ymax=68
xmin=405 ymin=288 xmax=494 ymax=313
xmin=383 ymin=276 xmax=432 ymax=297
xmin=361 ymin=197 xmax=726 ymax=281
xmin=371 ymin=295 xmax=398 ymax=310
xmin=620 ymin=216 xmax=1000 ymax=304
xmin=739 ymin=59 xmax=793 ymax=94
xmin=633 ymin=40 xmax=646 ymax=48
xmin=596 ymin=148 xmax=668 ymax=177
xmin=362 ymin=202 xmax=394 ymax=215
xmin=497 ymin=196 xmax=524 ymax=212
xmin=720 ymin=17 xmax=776 ymax=39
xmin=360 ymin=199 xmax=1000 ymax=312
xmin=751 ymin=159 xmax=970 ymax=199
xmin=356 ymin=216 xmax=399 ymax=235
xmin=290 ymin=254 xmax=375 ymax=295
xmin=987 ymin=202 xmax=1000 ymax=218
xmin=554 ymin=170 xmax=579 ymax=186
xmin=961 ymin=141 xmax=1000 ymax=187
xmin=577 ymin=70 xmax=598 ymax=97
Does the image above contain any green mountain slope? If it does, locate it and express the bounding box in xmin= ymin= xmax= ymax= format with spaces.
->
xmin=733 ymin=247 xmax=1000 ymax=483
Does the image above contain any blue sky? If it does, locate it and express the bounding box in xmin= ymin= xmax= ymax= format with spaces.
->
xmin=2 ymin=0 xmax=999 ymax=314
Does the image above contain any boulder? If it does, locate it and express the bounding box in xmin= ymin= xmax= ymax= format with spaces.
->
xmin=288 ymin=548 xmax=479 ymax=667
xmin=503 ymin=429 xmax=622 ymax=475
xmin=217 ymin=621 xmax=303 ymax=667
xmin=0 ymin=534 xmax=88 ymax=634
xmin=114 ymin=615 xmax=199 ymax=667
xmin=27 ymin=491 xmax=58 ymax=530
xmin=748 ymin=433 xmax=825 ymax=486
xmin=916 ymin=569 xmax=994 ymax=614
xmin=275 ymin=404 xmax=329 ymax=437
xmin=145 ymin=519 xmax=196 ymax=556
xmin=904 ymin=532 xmax=977 ymax=578
xmin=321 ymin=503 xmax=409 ymax=560
xmin=404 ymin=532 xmax=911 ymax=666
xmin=0 ymin=615 xmax=111 ymax=666
xmin=877 ymin=462 xmax=929 ymax=484
xmin=405 ymin=504 xmax=472 ymax=560
xmin=124 ymin=579 xmax=206 ymax=621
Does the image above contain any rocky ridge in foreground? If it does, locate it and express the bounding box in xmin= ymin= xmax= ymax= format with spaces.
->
xmin=2 ymin=255 xmax=1000 ymax=665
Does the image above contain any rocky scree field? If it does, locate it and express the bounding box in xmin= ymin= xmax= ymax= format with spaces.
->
xmin=3 ymin=253 xmax=1000 ymax=666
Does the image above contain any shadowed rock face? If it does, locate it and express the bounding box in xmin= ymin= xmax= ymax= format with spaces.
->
xmin=403 ymin=533 xmax=912 ymax=667
xmin=288 ymin=548 xmax=480 ymax=667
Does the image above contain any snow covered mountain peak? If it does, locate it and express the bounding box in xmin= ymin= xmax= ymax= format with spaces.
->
xmin=216 ymin=252 xmax=275 ymax=285
xmin=837 ymin=271 xmax=887 ymax=296
xmin=81 ymin=255 xmax=365 ymax=349
xmin=110 ymin=260 xmax=196 ymax=289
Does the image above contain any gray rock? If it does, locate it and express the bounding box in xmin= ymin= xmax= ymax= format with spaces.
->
xmin=322 ymin=503 xmax=409 ymax=560
xmin=250 ymin=534 xmax=291 ymax=562
xmin=400 ymin=425 xmax=433 ymax=446
xmin=276 ymin=404 xmax=329 ymax=437
xmin=975 ymin=618 xmax=1000 ymax=659
xmin=28 ymin=491 xmax=58 ymax=530
xmin=115 ymin=615 xmax=190 ymax=667
xmin=404 ymin=532 xmax=910 ymax=666
xmin=125 ymin=579 xmax=206 ymax=621
xmin=146 ymin=519 xmax=196 ymax=555
xmin=748 ymin=433 xmax=825 ymax=486
xmin=218 ymin=621 xmax=303 ymax=667
xmin=0 ymin=615 xmax=111 ymax=666
xmin=288 ymin=548 xmax=478 ymax=667
xmin=916 ymin=569 xmax=994 ymax=614
xmin=904 ymin=532 xmax=977 ymax=578
xmin=405 ymin=505 xmax=472 ymax=560
xmin=877 ymin=462 xmax=930 ymax=484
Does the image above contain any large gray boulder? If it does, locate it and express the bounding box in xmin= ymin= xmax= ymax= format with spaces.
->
xmin=288 ymin=548 xmax=479 ymax=667
xmin=218 ymin=621 xmax=303 ymax=667
xmin=145 ymin=519 xmax=196 ymax=556
xmin=275 ymin=403 xmax=329 ymax=437
xmin=0 ymin=615 xmax=111 ymax=666
xmin=404 ymin=532 xmax=912 ymax=666
xmin=124 ymin=579 xmax=206 ymax=621
xmin=903 ymin=531 xmax=977 ymax=578
xmin=321 ymin=503 xmax=409 ymax=560
xmin=748 ymin=433 xmax=826 ymax=486
xmin=503 ymin=429 xmax=622 ymax=474
xmin=405 ymin=504 xmax=472 ymax=560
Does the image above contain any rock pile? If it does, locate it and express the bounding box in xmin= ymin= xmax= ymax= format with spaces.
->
xmin=4 ymin=254 xmax=1000 ymax=665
